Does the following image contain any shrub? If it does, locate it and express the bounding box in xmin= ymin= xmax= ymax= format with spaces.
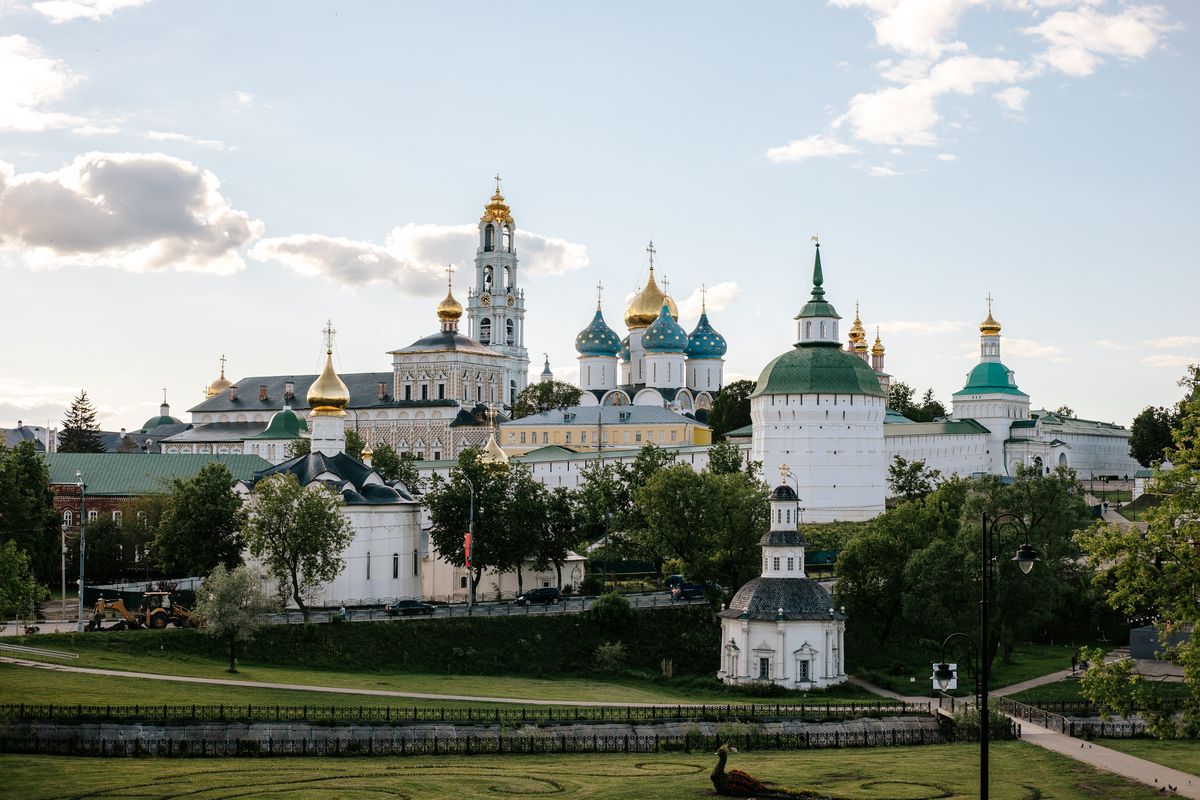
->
xmin=589 ymin=591 xmax=633 ymax=628
xmin=594 ymin=641 xmax=628 ymax=672
xmin=579 ymin=573 xmax=603 ymax=595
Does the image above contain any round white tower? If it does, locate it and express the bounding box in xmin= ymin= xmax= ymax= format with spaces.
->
xmin=575 ymin=287 xmax=621 ymax=399
xmin=685 ymin=288 xmax=727 ymax=396
xmin=750 ymin=241 xmax=887 ymax=522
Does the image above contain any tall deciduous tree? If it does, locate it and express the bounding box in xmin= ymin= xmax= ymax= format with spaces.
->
xmin=888 ymin=382 xmax=945 ymax=422
xmin=887 ymin=455 xmax=942 ymax=501
xmin=510 ymin=380 xmax=583 ymax=419
xmin=708 ymin=379 xmax=754 ymax=437
xmin=0 ymin=540 xmax=45 ymax=619
xmin=242 ymin=473 xmax=354 ymax=620
xmin=536 ymin=486 xmax=579 ymax=589
xmin=344 ymin=429 xmax=365 ymax=460
xmin=0 ymin=441 xmax=58 ymax=583
xmin=153 ymin=463 xmax=243 ymax=577
xmin=193 ymin=564 xmax=277 ymax=673
xmin=1129 ymin=405 xmax=1177 ymax=467
xmin=370 ymin=443 xmax=420 ymax=490
xmin=58 ymin=390 xmax=105 ymax=453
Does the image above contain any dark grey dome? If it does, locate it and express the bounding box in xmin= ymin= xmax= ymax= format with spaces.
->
xmin=760 ymin=531 xmax=805 ymax=547
xmin=719 ymin=577 xmax=846 ymax=621
xmin=770 ymin=484 xmax=798 ymax=501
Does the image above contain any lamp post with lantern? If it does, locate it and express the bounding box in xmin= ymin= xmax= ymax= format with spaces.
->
xmin=75 ymin=470 xmax=87 ymax=633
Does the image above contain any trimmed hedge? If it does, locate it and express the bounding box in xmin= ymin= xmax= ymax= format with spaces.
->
xmin=28 ymin=606 xmax=721 ymax=677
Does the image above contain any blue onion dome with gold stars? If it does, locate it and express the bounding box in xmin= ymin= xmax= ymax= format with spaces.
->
xmin=642 ymin=302 xmax=688 ymax=352
xmin=575 ymin=308 xmax=621 ymax=356
xmin=685 ymin=310 xmax=727 ymax=359
xmin=619 ymin=335 xmax=630 ymax=361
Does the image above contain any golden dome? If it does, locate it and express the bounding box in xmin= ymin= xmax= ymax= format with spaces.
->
xmin=980 ymin=310 xmax=1001 ymax=336
xmin=854 ymin=338 xmax=868 ymax=353
xmin=308 ymin=325 xmax=350 ymax=417
xmin=871 ymin=328 xmax=885 ymax=356
xmin=624 ymin=265 xmax=679 ymax=328
xmin=481 ymin=175 xmax=513 ymax=225
xmin=848 ymin=302 xmax=866 ymax=344
xmin=437 ymin=286 xmax=463 ymax=321
xmin=206 ymin=355 xmax=233 ymax=397
xmin=480 ymin=431 xmax=509 ymax=465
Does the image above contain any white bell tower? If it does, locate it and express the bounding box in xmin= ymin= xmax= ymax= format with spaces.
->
xmin=466 ymin=176 xmax=530 ymax=407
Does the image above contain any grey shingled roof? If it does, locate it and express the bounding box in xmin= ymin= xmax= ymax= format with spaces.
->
xmin=389 ymin=330 xmax=497 ymax=356
xmin=161 ymin=422 xmax=267 ymax=443
xmin=760 ymin=530 xmax=805 ymax=546
xmin=720 ymin=577 xmax=844 ymax=621
xmin=502 ymin=406 xmax=706 ymax=428
xmin=254 ymin=452 xmax=417 ymax=505
xmin=188 ymin=372 xmax=460 ymax=415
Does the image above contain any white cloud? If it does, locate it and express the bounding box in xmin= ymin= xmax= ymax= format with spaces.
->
xmin=25 ymin=0 xmax=148 ymax=22
xmin=1142 ymin=354 xmax=1199 ymax=369
xmin=878 ymin=319 xmax=967 ymax=335
xmin=1005 ymin=336 xmax=1067 ymax=362
xmin=0 ymin=152 xmax=263 ymax=274
xmin=993 ymin=86 xmax=1030 ymax=111
xmin=145 ymin=130 xmax=229 ymax=150
xmin=1096 ymin=339 xmax=1132 ymax=352
xmin=252 ymin=223 xmax=589 ymax=294
xmin=71 ymin=123 xmax=120 ymax=135
xmin=676 ymin=281 xmax=739 ymax=321
xmin=0 ymin=35 xmax=85 ymax=132
xmin=936 ymin=152 xmax=958 ymax=161
xmin=234 ymin=91 xmax=255 ymax=106
xmin=830 ymin=0 xmax=979 ymax=58
xmin=1025 ymin=5 xmax=1175 ymax=77
xmin=1144 ymin=335 xmax=1200 ymax=350
xmin=765 ymin=134 xmax=858 ymax=162
xmin=865 ymin=164 xmax=907 ymax=177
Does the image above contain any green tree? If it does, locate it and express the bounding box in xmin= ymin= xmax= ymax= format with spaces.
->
xmin=887 ymin=381 xmax=917 ymax=418
xmin=1054 ymin=405 xmax=1075 ymax=418
xmin=510 ymin=380 xmax=583 ymax=419
xmin=370 ymin=443 xmax=420 ymax=490
xmin=153 ymin=463 xmax=243 ymax=577
xmin=920 ymin=388 xmax=947 ymax=421
xmin=887 ymin=455 xmax=942 ymax=501
xmin=286 ymin=438 xmax=311 ymax=458
xmin=1129 ymin=405 xmax=1177 ymax=467
xmin=704 ymin=469 xmax=770 ymax=589
xmin=0 ymin=540 xmax=46 ymax=619
xmin=344 ymin=428 xmax=365 ymax=460
xmin=535 ymin=486 xmax=579 ymax=589
xmin=706 ymin=438 xmax=745 ymax=475
xmin=58 ymin=390 xmax=105 ymax=453
xmin=243 ymin=473 xmax=354 ymax=620
xmin=192 ymin=564 xmax=277 ymax=673
xmin=708 ymin=379 xmax=754 ymax=437
xmin=0 ymin=441 xmax=58 ymax=583
xmin=67 ymin=517 xmax=127 ymax=585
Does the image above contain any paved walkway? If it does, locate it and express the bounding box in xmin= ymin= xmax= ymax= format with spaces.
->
xmin=845 ymin=675 xmax=912 ymax=701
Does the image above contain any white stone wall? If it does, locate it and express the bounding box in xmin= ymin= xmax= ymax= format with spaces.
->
xmin=718 ymin=616 xmax=846 ymax=689
xmin=578 ymin=356 xmax=618 ymax=392
xmin=887 ymin=432 xmax=992 ymax=477
xmin=751 ymin=393 xmax=886 ymax=522
xmin=687 ymin=358 xmax=723 ymax=394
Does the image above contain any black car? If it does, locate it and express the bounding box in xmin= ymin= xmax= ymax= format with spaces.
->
xmin=384 ymin=599 xmax=436 ymax=616
xmin=513 ymin=587 xmax=563 ymax=606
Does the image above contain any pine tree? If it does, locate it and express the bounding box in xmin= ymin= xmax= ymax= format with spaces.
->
xmin=59 ymin=390 xmax=105 ymax=453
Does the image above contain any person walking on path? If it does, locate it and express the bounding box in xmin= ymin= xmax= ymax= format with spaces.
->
xmin=1071 ymin=651 xmax=1078 ymax=674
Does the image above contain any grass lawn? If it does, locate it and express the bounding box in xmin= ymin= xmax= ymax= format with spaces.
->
xmin=853 ymin=641 xmax=1098 ymax=697
xmin=0 ymin=741 xmax=1166 ymax=799
xmin=0 ymin=652 xmax=876 ymax=707
xmin=1099 ymin=738 xmax=1200 ymax=776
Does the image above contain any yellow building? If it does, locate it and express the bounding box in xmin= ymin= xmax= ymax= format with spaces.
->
xmin=500 ymin=406 xmax=711 ymax=455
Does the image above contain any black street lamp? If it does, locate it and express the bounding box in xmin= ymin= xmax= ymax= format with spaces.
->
xmin=937 ymin=512 xmax=1040 ymax=800
xmin=933 ymin=631 xmax=980 ymax=709
xmin=76 ymin=470 xmax=87 ymax=633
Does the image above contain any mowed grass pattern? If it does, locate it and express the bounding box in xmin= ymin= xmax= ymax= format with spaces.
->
xmin=0 ymin=743 xmax=1168 ymax=800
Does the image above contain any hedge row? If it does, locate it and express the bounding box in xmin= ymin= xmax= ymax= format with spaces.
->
xmin=32 ymin=606 xmax=721 ymax=676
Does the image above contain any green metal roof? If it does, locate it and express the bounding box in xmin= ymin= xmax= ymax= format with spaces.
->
xmin=884 ymin=419 xmax=991 ymax=437
xmin=140 ymin=414 xmax=182 ymax=433
xmin=249 ymin=407 xmax=309 ymax=440
xmin=43 ymin=453 xmax=270 ymax=495
xmin=751 ymin=344 xmax=885 ymax=398
xmin=723 ymin=424 xmax=754 ymax=438
xmin=952 ymin=361 xmax=1028 ymax=397
xmin=884 ymin=409 xmax=915 ymax=424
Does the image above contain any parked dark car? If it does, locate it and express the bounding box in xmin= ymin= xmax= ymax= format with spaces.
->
xmin=667 ymin=574 xmax=719 ymax=600
xmin=384 ymin=599 xmax=436 ymax=616
xmin=513 ymin=587 xmax=563 ymax=606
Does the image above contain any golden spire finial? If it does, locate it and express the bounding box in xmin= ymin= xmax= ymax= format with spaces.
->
xmin=494 ymin=173 xmax=502 ymax=194
xmin=779 ymin=462 xmax=789 ymax=484
xmin=980 ymin=293 xmax=1001 ymax=336
xmin=446 ymin=263 xmax=454 ymax=289
xmin=207 ymin=354 xmax=233 ymax=397
xmin=646 ymin=239 xmax=656 ymax=271
xmin=987 ymin=292 xmax=993 ymax=314
xmin=309 ymin=321 xmax=350 ymax=416
xmin=219 ymin=354 xmax=227 ymax=377
xmin=322 ymin=320 xmax=336 ymax=353
xmin=437 ymin=265 xmax=464 ymax=322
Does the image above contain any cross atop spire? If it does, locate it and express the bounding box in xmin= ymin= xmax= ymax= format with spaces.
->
xmin=700 ymin=283 xmax=707 ymax=312
xmin=162 ymin=387 xmax=167 ymax=404
xmin=646 ymin=239 xmax=656 ymax=270
xmin=986 ymin=292 xmax=993 ymax=313
xmin=595 ymin=280 xmax=604 ymax=309
xmin=219 ymin=354 xmax=226 ymax=375
xmin=445 ymin=263 xmax=454 ymax=289
xmin=322 ymin=320 xmax=336 ymax=353
xmin=494 ymin=173 xmax=502 ymax=194
xmin=661 ymin=275 xmax=670 ymax=295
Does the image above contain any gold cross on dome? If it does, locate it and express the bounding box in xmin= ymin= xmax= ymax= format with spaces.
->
xmin=986 ymin=292 xmax=993 ymax=313
xmin=662 ymin=275 xmax=670 ymax=295
xmin=780 ymin=463 xmax=789 ymax=483
xmin=322 ymin=320 xmax=336 ymax=351
xmin=219 ymin=353 xmax=226 ymax=372
xmin=494 ymin=174 xmax=502 ymax=193
xmin=445 ymin=263 xmax=454 ymax=288
xmin=700 ymin=283 xmax=707 ymax=311
xmin=646 ymin=239 xmax=656 ymax=268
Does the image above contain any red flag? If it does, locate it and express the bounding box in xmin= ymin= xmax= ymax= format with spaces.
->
xmin=464 ymin=531 xmax=472 ymax=567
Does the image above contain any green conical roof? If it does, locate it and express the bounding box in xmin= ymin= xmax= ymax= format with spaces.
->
xmin=251 ymin=406 xmax=310 ymax=439
xmin=795 ymin=243 xmax=840 ymax=321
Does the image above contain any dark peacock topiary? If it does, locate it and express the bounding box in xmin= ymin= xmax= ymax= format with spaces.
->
xmin=710 ymin=743 xmax=840 ymax=799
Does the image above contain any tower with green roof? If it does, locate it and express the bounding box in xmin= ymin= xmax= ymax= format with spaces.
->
xmin=750 ymin=241 xmax=887 ymax=522
xmin=951 ymin=299 xmax=1030 ymax=474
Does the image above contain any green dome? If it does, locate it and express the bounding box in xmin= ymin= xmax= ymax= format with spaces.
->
xmin=140 ymin=413 xmax=181 ymax=433
xmin=751 ymin=343 xmax=885 ymax=398
xmin=952 ymin=362 xmax=1028 ymax=397
xmin=251 ymin=406 xmax=310 ymax=440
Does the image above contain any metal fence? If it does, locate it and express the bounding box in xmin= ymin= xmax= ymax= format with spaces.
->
xmin=0 ymin=729 xmax=950 ymax=758
xmin=1 ymin=700 xmax=930 ymax=725
xmin=996 ymin=697 xmax=1073 ymax=734
xmin=996 ymin=697 xmax=1153 ymax=739
xmin=1023 ymin=698 xmax=1184 ymax=716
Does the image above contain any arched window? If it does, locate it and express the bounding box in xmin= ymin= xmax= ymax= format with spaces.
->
xmin=480 ymin=318 xmax=492 ymax=344
xmin=392 ymin=554 xmax=399 ymax=579
xmin=484 ymin=225 xmax=494 ymax=251
xmin=366 ymin=552 xmax=372 ymax=580
xmin=460 ymin=576 xmax=468 ymax=589
xmin=503 ymin=265 xmax=511 ymax=289
xmin=805 ymin=321 xmax=812 ymax=338
xmin=820 ymin=321 xmax=827 ymax=338
xmin=413 ymin=549 xmax=420 ymax=576
xmin=509 ymin=379 xmax=516 ymax=404
xmin=63 ymin=509 xmax=72 ymax=527
xmin=484 ymin=265 xmax=494 ymax=291
xmin=503 ymin=226 xmax=512 ymax=252
xmin=505 ymin=319 xmax=515 ymax=345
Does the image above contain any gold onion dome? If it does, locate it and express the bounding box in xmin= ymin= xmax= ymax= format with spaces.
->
xmin=206 ymin=357 xmax=233 ymax=397
xmin=437 ymin=285 xmax=463 ymax=321
xmin=624 ymin=266 xmax=678 ymax=328
xmin=980 ymin=309 xmax=1002 ymax=336
xmin=481 ymin=176 xmax=513 ymax=225
xmin=481 ymin=431 xmax=509 ymax=465
xmin=848 ymin=302 xmax=867 ymax=344
xmin=872 ymin=328 xmax=885 ymax=356
xmin=308 ymin=347 xmax=350 ymax=417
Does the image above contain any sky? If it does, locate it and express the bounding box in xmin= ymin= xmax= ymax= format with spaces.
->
xmin=1 ymin=0 xmax=1196 ymax=433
